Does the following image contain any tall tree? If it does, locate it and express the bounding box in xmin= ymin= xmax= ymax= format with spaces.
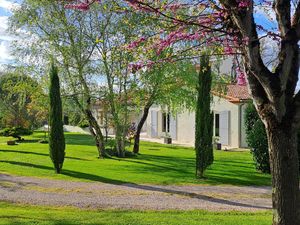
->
xmin=195 ymin=55 xmax=213 ymax=178
xmin=10 ymin=0 xmax=106 ymax=158
xmin=49 ymin=61 xmax=65 ymax=174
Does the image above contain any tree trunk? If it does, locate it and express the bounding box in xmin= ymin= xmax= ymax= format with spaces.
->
xmin=115 ymin=130 xmax=125 ymax=158
xmin=85 ymin=109 xmax=106 ymax=159
xmin=72 ymin=96 xmax=106 ymax=158
xmin=266 ymin=121 xmax=300 ymax=225
xmin=133 ymin=103 xmax=151 ymax=154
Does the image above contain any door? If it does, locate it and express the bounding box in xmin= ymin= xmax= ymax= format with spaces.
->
xmin=169 ymin=114 xmax=177 ymax=140
xmin=150 ymin=111 xmax=158 ymax=137
xmin=219 ymin=111 xmax=230 ymax=145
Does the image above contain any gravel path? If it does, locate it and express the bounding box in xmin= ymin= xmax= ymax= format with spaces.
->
xmin=0 ymin=173 xmax=272 ymax=211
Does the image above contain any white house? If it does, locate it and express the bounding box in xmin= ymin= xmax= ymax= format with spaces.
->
xmin=145 ymin=84 xmax=251 ymax=149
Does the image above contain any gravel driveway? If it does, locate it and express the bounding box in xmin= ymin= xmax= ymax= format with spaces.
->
xmin=0 ymin=173 xmax=272 ymax=211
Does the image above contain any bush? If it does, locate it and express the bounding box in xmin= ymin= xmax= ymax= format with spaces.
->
xmin=104 ymin=138 xmax=135 ymax=157
xmin=245 ymin=104 xmax=271 ymax=173
xmin=245 ymin=104 xmax=300 ymax=173
xmin=0 ymin=127 xmax=33 ymax=141
xmin=78 ymin=120 xmax=89 ymax=128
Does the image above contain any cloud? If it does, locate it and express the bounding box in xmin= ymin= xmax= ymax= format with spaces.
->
xmin=0 ymin=40 xmax=14 ymax=64
xmin=0 ymin=0 xmax=19 ymax=11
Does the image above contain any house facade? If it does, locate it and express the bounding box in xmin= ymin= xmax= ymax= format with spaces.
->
xmin=145 ymin=84 xmax=251 ymax=149
xmin=92 ymin=101 xmax=147 ymax=136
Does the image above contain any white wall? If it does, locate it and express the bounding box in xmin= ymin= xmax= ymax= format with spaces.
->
xmin=176 ymin=111 xmax=195 ymax=145
xmin=211 ymin=96 xmax=240 ymax=148
xmin=146 ymin=97 xmax=249 ymax=149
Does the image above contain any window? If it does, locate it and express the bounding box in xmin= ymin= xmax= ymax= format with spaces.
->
xmin=215 ymin=113 xmax=220 ymax=136
xmin=162 ymin=113 xmax=170 ymax=133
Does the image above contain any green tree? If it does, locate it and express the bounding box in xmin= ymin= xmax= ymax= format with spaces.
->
xmin=195 ymin=55 xmax=213 ymax=178
xmin=132 ymin=59 xmax=197 ymax=154
xmin=49 ymin=61 xmax=65 ymax=174
xmin=10 ymin=0 xmax=106 ymax=158
xmin=0 ymin=72 xmax=46 ymax=129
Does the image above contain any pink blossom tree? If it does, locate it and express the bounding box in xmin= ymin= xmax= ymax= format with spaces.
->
xmin=65 ymin=0 xmax=300 ymax=224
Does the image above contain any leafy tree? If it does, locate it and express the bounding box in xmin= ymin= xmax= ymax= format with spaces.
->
xmin=0 ymin=72 xmax=47 ymax=129
xmin=49 ymin=61 xmax=65 ymax=174
xmin=195 ymin=55 xmax=213 ymax=178
xmin=132 ymin=59 xmax=197 ymax=154
xmin=10 ymin=0 xmax=106 ymax=158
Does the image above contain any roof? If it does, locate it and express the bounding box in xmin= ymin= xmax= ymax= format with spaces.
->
xmin=212 ymin=84 xmax=251 ymax=103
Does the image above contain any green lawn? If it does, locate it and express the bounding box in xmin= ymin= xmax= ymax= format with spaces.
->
xmin=0 ymin=202 xmax=272 ymax=225
xmin=0 ymin=132 xmax=271 ymax=186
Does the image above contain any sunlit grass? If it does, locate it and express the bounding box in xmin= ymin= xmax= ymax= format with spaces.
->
xmin=0 ymin=202 xmax=272 ymax=225
xmin=0 ymin=132 xmax=271 ymax=186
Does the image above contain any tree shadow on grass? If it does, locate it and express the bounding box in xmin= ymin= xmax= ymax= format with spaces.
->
xmin=64 ymin=133 xmax=96 ymax=146
xmin=0 ymin=160 xmax=271 ymax=210
xmin=118 ymin=154 xmax=270 ymax=186
xmin=0 ymin=149 xmax=90 ymax=161
xmin=113 ymin=157 xmax=189 ymax=174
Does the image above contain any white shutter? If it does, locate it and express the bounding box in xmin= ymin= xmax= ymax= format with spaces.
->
xmin=219 ymin=111 xmax=230 ymax=145
xmin=170 ymin=114 xmax=177 ymax=140
xmin=150 ymin=111 xmax=158 ymax=137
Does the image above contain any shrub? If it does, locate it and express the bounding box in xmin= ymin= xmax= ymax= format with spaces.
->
xmin=245 ymin=104 xmax=271 ymax=173
xmin=0 ymin=127 xmax=33 ymax=141
xmin=78 ymin=120 xmax=89 ymax=128
xmin=104 ymin=138 xmax=134 ymax=157
xmin=245 ymin=104 xmax=300 ymax=173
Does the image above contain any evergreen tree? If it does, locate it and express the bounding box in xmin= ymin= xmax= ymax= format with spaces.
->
xmin=195 ymin=55 xmax=213 ymax=178
xmin=49 ymin=61 xmax=65 ymax=174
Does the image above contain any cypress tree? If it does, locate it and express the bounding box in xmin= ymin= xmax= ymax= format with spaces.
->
xmin=49 ymin=61 xmax=65 ymax=174
xmin=195 ymin=55 xmax=214 ymax=178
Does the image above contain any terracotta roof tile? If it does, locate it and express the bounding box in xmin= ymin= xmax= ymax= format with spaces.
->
xmin=226 ymin=84 xmax=251 ymax=100
xmin=212 ymin=84 xmax=251 ymax=103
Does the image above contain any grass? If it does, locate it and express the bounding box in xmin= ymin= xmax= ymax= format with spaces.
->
xmin=0 ymin=132 xmax=271 ymax=186
xmin=0 ymin=202 xmax=272 ymax=225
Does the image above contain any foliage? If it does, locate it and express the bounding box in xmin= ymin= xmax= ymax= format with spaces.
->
xmin=0 ymin=72 xmax=47 ymax=129
xmin=104 ymin=137 xmax=134 ymax=157
xmin=0 ymin=127 xmax=33 ymax=141
xmin=195 ymin=55 xmax=213 ymax=178
xmin=49 ymin=62 xmax=65 ymax=174
xmin=10 ymin=0 xmax=107 ymax=158
xmin=245 ymin=104 xmax=300 ymax=174
xmin=63 ymin=98 xmax=88 ymax=127
xmin=245 ymin=104 xmax=270 ymax=173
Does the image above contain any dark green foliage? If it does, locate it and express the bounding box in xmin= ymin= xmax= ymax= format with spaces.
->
xmin=105 ymin=138 xmax=134 ymax=157
xmin=245 ymin=104 xmax=270 ymax=173
xmin=49 ymin=62 xmax=65 ymax=174
xmin=195 ymin=55 xmax=214 ymax=178
xmin=245 ymin=104 xmax=300 ymax=173
xmin=0 ymin=127 xmax=33 ymax=141
xmin=78 ymin=120 xmax=89 ymax=128
xmin=0 ymin=73 xmax=43 ymax=129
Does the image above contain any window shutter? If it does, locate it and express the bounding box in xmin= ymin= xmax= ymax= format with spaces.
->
xmin=219 ymin=111 xmax=230 ymax=145
xmin=150 ymin=111 xmax=158 ymax=137
xmin=170 ymin=114 xmax=177 ymax=140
